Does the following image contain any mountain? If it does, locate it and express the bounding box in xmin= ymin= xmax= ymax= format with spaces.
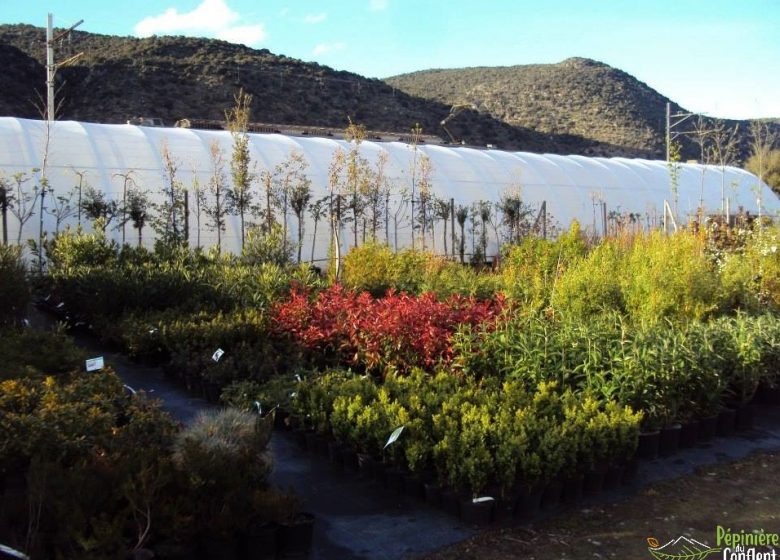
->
xmin=0 ymin=24 xmax=776 ymax=161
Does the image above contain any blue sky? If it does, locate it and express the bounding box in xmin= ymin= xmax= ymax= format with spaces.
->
xmin=6 ymin=0 xmax=780 ymax=119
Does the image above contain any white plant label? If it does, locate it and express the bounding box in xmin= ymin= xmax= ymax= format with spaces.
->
xmin=212 ymin=348 xmax=225 ymax=362
xmin=472 ymin=496 xmax=495 ymax=503
xmin=384 ymin=425 xmax=405 ymax=449
xmin=85 ymin=357 xmax=104 ymax=372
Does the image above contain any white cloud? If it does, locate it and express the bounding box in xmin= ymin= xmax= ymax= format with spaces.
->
xmin=369 ymin=0 xmax=388 ymax=11
xmin=217 ymin=24 xmax=267 ymax=46
xmin=313 ymin=42 xmax=346 ymax=55
xmin=303 ymin=13 xmax=327 ymax=24
xmin=134 ymin=0 xmax=266 ymax=46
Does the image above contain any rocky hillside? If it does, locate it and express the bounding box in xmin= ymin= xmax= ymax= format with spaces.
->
xmin=1 ymin=24 xmax=775 ymax=160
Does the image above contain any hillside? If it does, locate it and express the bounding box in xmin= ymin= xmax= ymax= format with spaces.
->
xmin=1 ymin=24 xmax=775 ymax=161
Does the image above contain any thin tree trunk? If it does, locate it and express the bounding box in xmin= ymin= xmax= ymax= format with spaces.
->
xmin=311 ymin=218 xmax=318 ymax=263
xmin=297 ymin=213 xmax=303 ymax=263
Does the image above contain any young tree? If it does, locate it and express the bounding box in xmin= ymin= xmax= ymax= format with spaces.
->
xmin=288 ymin=159 xmax=313 ymax=263
xmin=205 ymin=141 xmax=229 ymax=253
xmin=259 ymin=168 xmax=276 ymax=233
xmin=125 ymin=186 xmax=150 ymax=247
xmin=191 ymin=172 xmax=206 ymax=248
xmin=707 ymin=119 xmax=740 ymax=220
xmin=274 ymin=151 xmax=310 ymax=257
xmin=9 ymin=172 xmax=39 ymax=245
xmin=391 ymin=188 xmax=410 ymax=251
xmin=408 ymin=123 xmax=422 ymax=250
xmin=226 ymin=89 xmax=256 ymax=249
xmin=0 ymin=174 xmax=11 ymax=245
xmin=71 ymin=168 xmax=89 ymax=226
xmin=81 ymin=184 xmax=117 ymax=231
xmin=113 ymin=170 xmax=137 ymax=245
xmin=308 ymin=196 xmax=328 ymax=263
xmin=415 ymin=153 xmax=433 ymax=250
xmin=154 ymin=142 xmax=187 ymax=245
xmin=433 ymin=197 xmax=451 ymax=255
xmin=344 ymin=119 xmax=368 ymax=249
xmin=366 ymin=150 xmax=389 ymax=241
xmin=328 ymin=148 xmax=347 ymax=279
xmin=745 ymin=120 xmax=779 ymax=217
xmin=455 ymin=204 xmax=468 ymax=264
xmin=45 ymin=185 xmax=76 ymax=234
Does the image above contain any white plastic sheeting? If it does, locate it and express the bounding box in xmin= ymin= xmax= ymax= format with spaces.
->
xmin=0 ymin=117 xmax=777 ymax=260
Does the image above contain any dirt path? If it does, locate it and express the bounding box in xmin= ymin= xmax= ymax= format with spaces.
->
xmin=421 ymin=450 xmax=780 ymax=560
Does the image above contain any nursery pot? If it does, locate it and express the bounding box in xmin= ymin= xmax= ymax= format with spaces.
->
xmin=277 ymin=512 xmax=315 ymax=559
xmin=493 ymin=492 xmax=519 ymax=522
xmin=736 ymin=404 xmax=755 ymax=431
xmin=602 ymin=464 xmax=625 ymax=491
xmin=541 ymin=478 xmax=564 ymax=509
xmin=199 ymin=534 xmax=242 ymax=560
xmin=203 ymin=381 xmax=221 ymax=404
xmin=440 ymin=488 xmax=462 ymax=517
xmin=384 ymin=467 xmax=406 ymax=494
xmin=583 ymin=463 xmax=608 ymax=496
xmin=327 ymin=441 xmax=344 ymax=467
xmin=514 ymin=484 xmax=544 ymax=520
xmin=402 ymin=473 xmax=426 ymax=500
xmin=273 ymin=408 xmax=289 ymax=431
xmin=357 ymin=453 xmax=377 ymax=478
xmin=757 ymin=382 xmax=780 ymax=405
xmin=636 ymin=430 xmax=661 ymax=460
xmin=340 ymin=447 xmax=359 ymax=472
xmin=697 ymin=414 xmax=718 ymax=441
xmin=459 ymin=497 xmax=494 ymax=526
xmin=242 ymin=521 xmax=278 ymax=560
xmin=561 ymin=474 xmax=584 ymax=505
xmin=424 ymin=481 xmax=442 ymax=507
xmin=678 ymin=420 xmax=699 ymax=448
xmin=717 ymin=408 xmax=737 ymax=437
xmin=621 ymin=458 xmax=639 ymax=485
xmin=658 ymin=423 xmax=682 ymax=457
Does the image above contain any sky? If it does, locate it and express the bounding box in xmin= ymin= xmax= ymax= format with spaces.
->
xmin=4 ymin=0 xmax=780 ymax=119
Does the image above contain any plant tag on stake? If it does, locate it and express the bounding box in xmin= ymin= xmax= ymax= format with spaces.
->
xmin=212 ymin=348 xmax=225 ymax=362
xmin=472 ymin=496 xmax=494 ymax=504
xmin=384 ymin=426 xmax=405 ymax=450
xmin=85 ymin=357 xmax=104 ymax=372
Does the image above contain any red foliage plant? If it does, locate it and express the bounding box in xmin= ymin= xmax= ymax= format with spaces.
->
xmin=271 ymin=285 xmax=505 ymax=374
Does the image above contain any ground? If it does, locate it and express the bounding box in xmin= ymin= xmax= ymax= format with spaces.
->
xmin=421 ymin=451 xmax=780 ymax=560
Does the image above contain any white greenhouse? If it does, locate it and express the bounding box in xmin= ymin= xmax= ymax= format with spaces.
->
xmin=0 ymin=117 xmax=777 ymax=262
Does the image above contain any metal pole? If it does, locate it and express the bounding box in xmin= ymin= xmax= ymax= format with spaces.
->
xmin=665 ymin=102 xmax=670 ymax=162
xmin=46 ymin=13 xmax=55 ymax=121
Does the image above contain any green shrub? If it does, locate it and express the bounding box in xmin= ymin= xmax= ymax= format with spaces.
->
xmin=621 ymin=231 xmax=722 ymax=324
xmin=0 ymin=244 xmax=29 ymax=327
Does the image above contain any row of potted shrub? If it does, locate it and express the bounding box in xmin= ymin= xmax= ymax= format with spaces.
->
xmin=252 ymin=369 xmax=642 ymax=523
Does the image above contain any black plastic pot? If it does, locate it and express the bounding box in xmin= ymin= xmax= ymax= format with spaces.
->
xmin=678 ymin=420 xmax=699 ymax=448
xmin=402 ymin=473 xmax=425 ymax=500
xmin=424 ymin=481 xmax=442 ymax=507
xmin=583 ymin=464 xmax=608 ymax=496
xmin=561 ymin=474 xmax=584 ymax=505
xmin=757 ymin=383 xmax=780 ymax=405
xmin=736 ymin=404 xmax=755 ymax=431
xmin=357 ymin=452 xmax=376 ymax=478
xmin=199 ymin=534 xmax=242 ymax=560
xmin=459 ymin=497 xmax=494 ymax=525
xmin=440 ymin=488 xmax=461 ymax=517
xmin=242 ymin=522 xmax=278 ymax=560
xmin=602 ymin=464 xmax=624 ymax=491
xmin=659 ymin=423 xmax=682 ymax=457
xmin=636 ymin=430 xmax=661 ymax=460
xmin=203 ymin=381 xmax=221 ymax=404
xmin=340 ymin=447 xmax=359 ymax=472
xmin=493 ymin=493 xmax=518 ymax=522
xmin=327 ymin=441 xmax=344 ymax=466
xmin=621 ymin=458 xmax=639 ymax=485
xmin=277 ymin=512 xmax=315 ymax=559
xmin=540 ymin=478 xmax=564 ymax=509
xmin=717 ymin=408 xmax=737 ymax=437
xmin=385 ymin=468 xmax=405 ymax=494
xmin=514 ymin=484 xmax=544 ymax=520
xmin=698 ymin=414 xmax=718 ymax=441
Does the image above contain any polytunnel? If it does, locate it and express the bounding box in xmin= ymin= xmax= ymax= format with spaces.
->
xmin=0 ymin=117 xmax=778 ymax=262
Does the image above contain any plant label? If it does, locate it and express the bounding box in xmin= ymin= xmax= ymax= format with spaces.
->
xmin=86 ymin=357 xmax=104 ymax=372
xmin=384 ymin=425 xmax=405 ymax=449
xmin=472 ymin=496 xmax=494 ymax=503
xmin=212 ymin=348 xmax=225 ymax=362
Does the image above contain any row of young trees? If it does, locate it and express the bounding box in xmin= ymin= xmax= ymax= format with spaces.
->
xmin=0 ymin=92 xmax=551 ymax=267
